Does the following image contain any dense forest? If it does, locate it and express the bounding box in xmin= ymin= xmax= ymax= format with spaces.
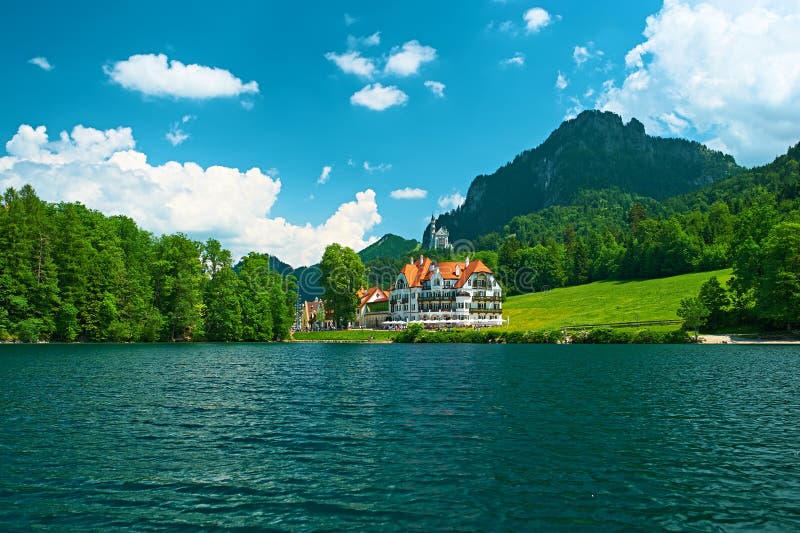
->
xmin=475 ymin=142 xmax=800 ymax=331
xmin=0 ymin=186 xmax=297 ymax=342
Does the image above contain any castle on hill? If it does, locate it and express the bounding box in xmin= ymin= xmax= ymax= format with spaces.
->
xmin=428 ymin=215 xmax=453 ymax=251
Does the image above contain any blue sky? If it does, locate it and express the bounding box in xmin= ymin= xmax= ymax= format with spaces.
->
xmin=2 ymin=1 xmax=799 ymax=265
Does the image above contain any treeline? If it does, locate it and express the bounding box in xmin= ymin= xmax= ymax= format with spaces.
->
xmin=0 ymin=185 xmax=297 ymax=342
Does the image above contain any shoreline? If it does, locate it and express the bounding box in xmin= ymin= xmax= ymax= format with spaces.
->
xmin=699 ymin=334 xmax=800 ymax=345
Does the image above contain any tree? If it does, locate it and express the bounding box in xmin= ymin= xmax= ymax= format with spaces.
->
xmin=319 ymin=244 xmax=366 ymax=328
xmin=153 ymin=234 xmax=205 ymax=341
xmin=757 ymin=222 xmax=800 ymax=330
xmin=237 ymin=253 xmax=275 ymax=341
xmin=677 ymin=297 xmax=709 ymax=341
xmin=698 ymin=276 xmax=730 ymax=330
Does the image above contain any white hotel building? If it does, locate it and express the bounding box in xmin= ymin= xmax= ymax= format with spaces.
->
xmin=389 ymin=255 xmax=503 ymax=326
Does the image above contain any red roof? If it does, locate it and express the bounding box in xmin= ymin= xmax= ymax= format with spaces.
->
xmin=397 ymin=258 xmax=493 ymax=289
xmin=358 ymin=286 xmax=390 ymax=309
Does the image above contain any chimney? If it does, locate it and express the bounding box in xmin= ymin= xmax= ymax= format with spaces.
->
xmin=465 ymin=256 xmax=470 ymax=267
xmin=410 ymin=257 xmax=414 ymax=265
xmin=419 ymin=254 xmax=424 ymax=265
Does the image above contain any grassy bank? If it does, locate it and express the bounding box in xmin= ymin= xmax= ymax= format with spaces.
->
xmin=501 ymin=269 xmax=732 ymax=331
xmin=292 ymin=330 xmax=395 ymax=342
xmin=393 ymin=324 xmax=690 ymax=344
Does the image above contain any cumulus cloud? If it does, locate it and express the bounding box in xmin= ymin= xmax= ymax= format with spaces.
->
xmin=324 ymin=50 xmax=377 ymax=78
xmin=28 ymin=57 xmax=53 ymax=71
xmin=523 ymin=7 xmax=552 ymax=33
xmin=363 ymin=161 xmax=392 ymax=173
xmin=424 ymin=80 xmax=446 ymax=97
xmin=438 ymin=192 xmax=465 ymax=210
xmin=390 ymin=187 xmax=427 ymax=200
xmin=318 ymin=165 xmax=332 ymax=184
xmin=0 ymin=124 xmax=380 ymax=266
xmin=104 ymin=53 xmax=259 ymax=99
xmin=384 ymin=40 xmax=437 ymax=76
xmin=596 ymin=0 xmax=800 ymax=166
xmin=344 ymin=13 xmax=356 ymax=26
xmin=350 ymin=83 xmax=408 ymax=110
xmin=555 ymin=71 xmax=568 ymax=90
xmin=501 ymin=52 xmax=526 ymax=67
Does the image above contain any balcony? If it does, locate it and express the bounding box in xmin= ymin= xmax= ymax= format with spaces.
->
xmin=469 ymin=307 xmax=502 ymax=314
xmin=472 ymin=295 xmax=502 ymax=302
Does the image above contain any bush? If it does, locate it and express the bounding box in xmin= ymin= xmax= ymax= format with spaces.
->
xmin=14 ymin=318 xmax=45 ymax=343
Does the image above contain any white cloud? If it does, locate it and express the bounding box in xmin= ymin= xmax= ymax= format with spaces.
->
xmin=596 ymin=0 xmax=800 ymax=166
xmin=523 ymin=7 xmax=552 ymax=33
xmin=165 ymin=129 xmax=188 ymax=146
xmin=573 ymin=46 xmax=590 ymax=65
xmin=424 ymin=80 xmax=446 ymax=97
xmin=564 ymin=97 xmax=585 ymax=120
xmin=363 ymin=161 xmax=392 ymax=173
xmin=347 ymin=31 xmax=381 ymax=49
xmin=555 ymin=71 xmax=568 ymax=90
xmin=390 ymin=187 xmax=427 ymax=200
xmin=105 ymin=53 xmax=259 ymax=99
xmin=501 ymin=52 xmax=526 ymax=67
xmin=165 ymin=115 xmax=193 ymax=146
xmin=324 ymin=50 xmax=377 ymax=78
xmin=438 ymin=192 xmax=465 ymax=210
xmin=350 ymin=83 xmax=408 ymax=111
xmin=573 ymin=43 xmax=604 ymax=66
xmin=28 ymin=57 xmax=53 ymax=71
xmin=318 ymin=165 xmax=332 ymax=184
xmin=344 ymin=13 xmax=357 ymax=26
xmin=384 ymin=40 xmax=437 ymax=76
xmin=241 ymin=100 xmax=255 ymax=111
xmin=0 ymin=124 xmax=380 ymax=266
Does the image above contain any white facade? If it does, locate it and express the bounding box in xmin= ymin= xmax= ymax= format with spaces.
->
xmin=389 ymin=256 xmax=503 ymax=327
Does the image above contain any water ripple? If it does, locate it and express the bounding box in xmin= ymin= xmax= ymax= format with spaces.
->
xmin=1 ymin=343 xmax=800 ymax=530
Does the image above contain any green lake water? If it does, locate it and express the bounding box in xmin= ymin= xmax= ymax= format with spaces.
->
xmin=1 ymin=343 xmax=799 ymax=530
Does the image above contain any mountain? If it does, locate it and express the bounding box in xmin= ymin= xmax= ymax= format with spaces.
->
xmin=358 ymin=233 xmax=420 ymax=263
xmin=424 ymin=110 xmax=742 ymax=246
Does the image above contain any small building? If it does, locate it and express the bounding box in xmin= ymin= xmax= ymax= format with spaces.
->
xmin=389 ymin=254 xmax=503 ymax=327
xmin=356 ymin=286 xmax=391 ymax=328
xmin=300 ymin=299 xmax=322 ymax=331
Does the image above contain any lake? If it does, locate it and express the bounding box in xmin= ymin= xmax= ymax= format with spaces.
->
xmin=1 ymin=343 xmax=799 ymax=530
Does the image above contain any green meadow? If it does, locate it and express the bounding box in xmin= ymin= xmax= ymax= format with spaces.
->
xmin=501 ymin=269 xmax=732 ymax=331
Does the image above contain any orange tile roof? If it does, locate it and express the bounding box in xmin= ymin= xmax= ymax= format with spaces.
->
xmin=396 ymin=258 xmax=493 ymax=289
xmin=455 ymin=259 xmax=493 ymax=288
xmin=358 ymin=286 xmax=390 ymax=309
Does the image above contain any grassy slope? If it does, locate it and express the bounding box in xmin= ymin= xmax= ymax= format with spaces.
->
xmin=502 ymin=269 xmax=732 ymax=331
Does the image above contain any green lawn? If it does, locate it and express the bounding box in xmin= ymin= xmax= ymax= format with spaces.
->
xmin=502 ymin=269 xmax=732 ymax=331
xmin=292 ymin=330 xmax=395 ymax=341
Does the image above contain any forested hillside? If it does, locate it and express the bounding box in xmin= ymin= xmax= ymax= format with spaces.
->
xmin=0 ymin=186 xmax=297 ymax=342
xmin=425 ymin=110 xmax=741 ymax=245
xmin=476 ymin=141 xmax=800 ymax=331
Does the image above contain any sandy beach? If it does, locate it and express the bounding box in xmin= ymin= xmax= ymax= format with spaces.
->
xmin=700 ymin=334 xmax=800 ymax=345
